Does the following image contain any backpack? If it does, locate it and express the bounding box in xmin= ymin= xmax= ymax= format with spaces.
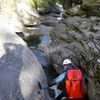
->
xmin=65 ymin=69 xmax=84 ymax=99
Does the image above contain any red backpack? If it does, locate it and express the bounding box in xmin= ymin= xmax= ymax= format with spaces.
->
xmin=65 ymin=69 xmax=84 ymax=99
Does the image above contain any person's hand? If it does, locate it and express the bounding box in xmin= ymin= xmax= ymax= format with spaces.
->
xmin=48 ymin=81 xmax=56 ymax=87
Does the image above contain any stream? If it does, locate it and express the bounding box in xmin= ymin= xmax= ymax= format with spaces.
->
xmin=23 ymin=24 xmax=60 ymax=99
xmin=26 ymin=31 xmax=58 ymax=81
xmin=23 ymin=4 xmax=63 ymax=99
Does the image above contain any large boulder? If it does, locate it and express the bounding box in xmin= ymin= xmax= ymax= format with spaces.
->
xmin=45 ymin=16 xmax=100 ymax=99
xmin=0 ymin=31 xmax=52 ymax=100
xmin=16 ymin=1 xmax=40 ymax=26
xmin=0 ymin=0 xmax=40 ymax=32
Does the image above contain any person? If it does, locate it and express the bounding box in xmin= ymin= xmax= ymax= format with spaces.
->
xmin=48 ymin=59 xmax=88 ymax=100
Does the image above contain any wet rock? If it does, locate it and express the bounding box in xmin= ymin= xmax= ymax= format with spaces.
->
xmin=51 ymin=5 xmax=61 ymax=14
xmin=0 ymin=32 xmax=52 ymax=100
xmin=41 ymin=15 xmax=58 ymax=26
xmin=23 ymin=25 xmax=53 ymax=41
xmin=38 ymin=25 xmax=53 ymax=35
xmin=15 ymin=32 xmax=24 ymax=37
xmin=62 ymin=16 xmax=82 ymax=26
xmin=24 ymin=27 xmax=42 ymax=36
xmin=37 ymin=3 xmax=61 ymax=15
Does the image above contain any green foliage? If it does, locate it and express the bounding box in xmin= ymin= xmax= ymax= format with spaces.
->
xmin=36 ymin=0 xmax=43 ymax=6
xmin=43 ymin=0 xmax=57 ymax=4
xmin=25 ymin=0 xmax=58 ymax=7
xmin=84 ymin=0 xmax=98 ymax=5
xmin=24 ymin=0 xmax=43 ymax=7
xmin=24 ymin=0 xmax=35 ymax=7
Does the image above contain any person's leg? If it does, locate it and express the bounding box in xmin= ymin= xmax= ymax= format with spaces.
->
xmin=55 ymin=92 xmax=65 ymax=100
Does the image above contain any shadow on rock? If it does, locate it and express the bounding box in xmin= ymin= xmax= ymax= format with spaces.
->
xmin=0 ymin=43 xmax=24 ymax=100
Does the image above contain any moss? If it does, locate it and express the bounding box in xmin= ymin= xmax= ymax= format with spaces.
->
xmin=75 ymin=37 xmax=83 ymax=44
xmin=62 ymin=27 xmax=75 ymax=43
xmin=24 ymin=0 xmax=43 ymax=8
xmin=44 ymin=0 xmax=57 ymax=5
xmin=24 ymin=0 xmax=57 ymax=8
xmin=59 ymin=32 xmax=74 ymax=43
xmin=65 ymin=26 xmax=73 ymax=32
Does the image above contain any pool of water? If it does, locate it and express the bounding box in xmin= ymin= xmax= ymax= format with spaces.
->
xmin=24 ymin=34 xmax=51 ymax=66
xmin=23 ymin=35 xmax=41 ymax=47
xmin=25 ymin=33 xmax=57 ymax=77
xmin=30 ymin=48 xmax=49 ymax=66
xmin=40 ymin=34 xmax=52 ymax=45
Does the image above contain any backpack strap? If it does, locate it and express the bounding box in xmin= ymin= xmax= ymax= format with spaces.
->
xmin=72 ymin=65 xmax=78 ymax=69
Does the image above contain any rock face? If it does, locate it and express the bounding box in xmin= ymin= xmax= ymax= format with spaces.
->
xmin=0 ymin=0 xmax=40 ymax=32
xmin=17 ymin=1 xmax=40 ymax=26
xmin=45 ymin=16 xmax=100 ymax=99
xmin=0 ymin=32 xmax=51 ymax=100
xmin=8 ymin=1 xmax=40 ymax=32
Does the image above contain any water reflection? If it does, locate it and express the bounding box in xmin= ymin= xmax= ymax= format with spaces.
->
xmin=40 ymin=34 xmax=52 ymax=44
xmin=23 ymin=35 xmax=41 ymax=46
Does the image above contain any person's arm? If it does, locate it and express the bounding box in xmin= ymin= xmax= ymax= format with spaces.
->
xmin=53 ymin=71 xmax=66 ymax=84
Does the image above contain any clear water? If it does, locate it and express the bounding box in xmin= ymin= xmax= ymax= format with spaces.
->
xmin=27 ymin=34 xmax=58 ymax=80
xmin=30 ymin=48 xmax=49 ymax=66
xmin=40 ymin=34 xmax=52 ymax=45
